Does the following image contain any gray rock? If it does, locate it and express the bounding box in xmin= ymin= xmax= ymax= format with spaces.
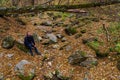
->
xmin=6 ymin=54 xmax=14 ymax=58
xmin=82 ymin=37 xmax=97 ymax=44
xmin=46 ymin=33 xmax=57 ymax=43
xmin=52 ymin=44 xmax=59 ymax=49
xmin=48 ymin=62 xmax=52 ymax=67
xmin=66 ymin=45 xmax=72 ymax=51
xmin=41 ymin=21 xmax=52 ymax=26
xmin=1 ymin=36 xmax=15 ymax=49
xmin=56 ymin=34 xmax=63 ymax=39
xmin=68 ymin=50 xmax=87 ymax=65
xmin=80 ymin=58 xmax=98 ymax=68
xmin=33 ymin=33 xmax=42 ymax=42
xmin=61 ymin=37 xmax=67 ymax=42
xmin=14 ymin=60 xmax=30 ymax=71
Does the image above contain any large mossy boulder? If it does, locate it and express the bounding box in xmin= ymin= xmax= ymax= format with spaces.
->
xmin=83 ymin=38 xmax=109 ymax=58
xmin=15 ymin=60 xmax=35 ymax=80
xmin=68 ymin=50 xmax=87 ymax=65
xmin=1 ymin=36 xmax=15 ymax=49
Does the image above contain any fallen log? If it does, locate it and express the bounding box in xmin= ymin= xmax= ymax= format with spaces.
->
xmin=0 ymin=0 xmax=120 ymax=15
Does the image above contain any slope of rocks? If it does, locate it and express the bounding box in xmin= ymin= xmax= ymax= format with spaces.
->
xmin=0 ymin=4 xmax=120 ymax=80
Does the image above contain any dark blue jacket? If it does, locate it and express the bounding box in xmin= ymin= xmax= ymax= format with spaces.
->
xmin=24 ymin=35 xmax=35 ymax=47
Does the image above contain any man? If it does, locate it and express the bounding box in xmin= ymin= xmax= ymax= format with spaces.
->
xmin=24 ymin=31 xmax=41 ymax=56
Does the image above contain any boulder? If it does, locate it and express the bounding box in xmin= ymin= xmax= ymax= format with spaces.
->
xmin=83 ymin=38 xmax=109 ymax=58
xmin=68 ymin=50 xmax=87 ymax=65
xmin=15 ymin=60 xmax=35 ymax=80
xmin=33 ymin=33 xmax=42 ymax=42
xmin=46 ymin=33 xmax=57 ymax=43
xmin=1 ymin=36 xmax=15 ymax=49
xmin=80 ymin=58 xmax=98 ymax=68
xmin=14 ymin=60 xmax=30 ymax=71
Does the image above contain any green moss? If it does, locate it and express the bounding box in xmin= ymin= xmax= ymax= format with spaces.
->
xmin=65 ymin=27 xmax=77 ymax=35
xmin=115 ymin=42 xmax=120 ymax=54
xmin=87 ymin=40 xmax=108 ymax=58
xmin=18 ymin=73 xmax=35 ymax=80
xmin=79 ymin=51 xmax=86 ymax=57
xmin=87 ymin=41 xmax=100 ymax=51
xmin=16 ymin=42 xmax=29 ymax=53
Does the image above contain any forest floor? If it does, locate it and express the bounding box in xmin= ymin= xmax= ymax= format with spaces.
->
xmin=0 ymin=3 xmax=120 ymax=80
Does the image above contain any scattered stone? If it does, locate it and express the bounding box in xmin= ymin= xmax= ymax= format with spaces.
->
xmin=68 ymin=50 xmax=87 ymax=65
xmin=1 ymin=36 xmax=15 ymax=49
xmin=56 ymin=34 xmax=63 ymax=39
xmin=52 ymin=44 xmax=59 ymax=49
xmin=6 ymin=54 xmax=14 ymax=58
xmin=61 ymin=37 xmax=67 ymax=42
xmin=33 ymin=33 xmax=42 ymax=42
xmin=80 ymin=57 xmax=98 ymax=68
xmin=14 ymin=60 xmax=30 ymax=71
xmin=44 ymin=70 xmax=70 ymax=80
xmin=48 ymin=62 xmax=52 ymax=67
xmin=46 ymin=33 xmax=57 ymax=43
xmin=66 ymin=45 xmax=72 ymax=51
xmin=82 ymin=37 xmax=97 ymax=44
xmin=53 ymin=22 xmax=64 ymax=27
xmin=40 ymin=21 xmax=52 ymax=26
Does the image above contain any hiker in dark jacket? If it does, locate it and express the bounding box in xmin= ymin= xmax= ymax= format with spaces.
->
xmin=24 ymin=32 xmax=41 ymax=56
